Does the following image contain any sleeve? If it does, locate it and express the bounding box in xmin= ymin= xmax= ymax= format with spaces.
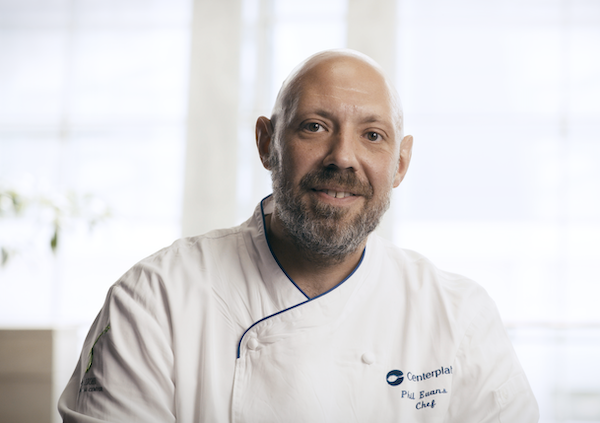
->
xmin=444 ymin=296 xmax=539 ymax=423
xmin=58 ymin=265 xmax=176 ymax=423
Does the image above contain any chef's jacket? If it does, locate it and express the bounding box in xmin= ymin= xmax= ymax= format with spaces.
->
xmin=59 ymin=196 xmax=539 ymax=422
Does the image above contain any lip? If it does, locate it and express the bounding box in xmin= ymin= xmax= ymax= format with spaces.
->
xmin=312 ymin=185 xmax=359 ymax=195
xmin=311 ymin=187 xmax=361 ymax=202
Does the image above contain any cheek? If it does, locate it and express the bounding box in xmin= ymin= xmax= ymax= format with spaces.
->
xmin=282 ymin=144 xmax=321 ymax=178
xmin=366 ymin=158 xmax=398 ymax=192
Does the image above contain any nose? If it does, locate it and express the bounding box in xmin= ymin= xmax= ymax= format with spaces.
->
xmin=322 ymin=128 xmax=359 ymax=171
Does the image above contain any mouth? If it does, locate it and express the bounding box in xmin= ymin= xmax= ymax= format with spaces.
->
xmin=299 ymin=168 xmax=372 ymax=202
xmin=313 ymin=188 xmax=357 ymax=199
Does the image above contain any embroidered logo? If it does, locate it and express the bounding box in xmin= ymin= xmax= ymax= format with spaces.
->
xmin=386 ymin=369 xmax=404 ymax=386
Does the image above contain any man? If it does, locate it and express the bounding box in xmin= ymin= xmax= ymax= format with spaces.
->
xmin=59 ymin=50 xmax=539 ymax=422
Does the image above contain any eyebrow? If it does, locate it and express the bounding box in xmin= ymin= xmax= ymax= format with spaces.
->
xmin=361 ymin=114 xmax=388 ymax=124
xmin=305 ymin=109 xmax=390 ymax=126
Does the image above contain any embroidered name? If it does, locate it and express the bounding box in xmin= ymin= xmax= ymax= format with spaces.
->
xmin=420 ymin=388 xmax=448 ymax=398
xmin=394 ymin=387 xmax=449 ymax=410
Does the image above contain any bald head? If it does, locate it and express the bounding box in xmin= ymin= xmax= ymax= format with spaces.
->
xmin=270 ymin=49 xmax=404 ymax=143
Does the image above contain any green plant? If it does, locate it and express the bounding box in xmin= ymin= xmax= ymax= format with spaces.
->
xmin=0 ymin=187 xmax=111 ymax=266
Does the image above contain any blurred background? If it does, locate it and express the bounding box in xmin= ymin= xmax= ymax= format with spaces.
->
xmin=0 ymin=0 xmax=599 ymax=422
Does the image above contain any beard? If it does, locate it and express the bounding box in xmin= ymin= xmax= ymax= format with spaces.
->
xmin=270 ymin=153 xmax=392 ymax=264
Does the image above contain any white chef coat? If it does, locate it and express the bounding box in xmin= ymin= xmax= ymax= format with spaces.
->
xmin=59 ymin=196 xmax=539 ymax=422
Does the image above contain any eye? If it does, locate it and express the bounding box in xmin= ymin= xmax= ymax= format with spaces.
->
xmin=304 ymin=122 xmax=323 ymax=132
xmin=366 ymin=131 xmax=381 ymax=141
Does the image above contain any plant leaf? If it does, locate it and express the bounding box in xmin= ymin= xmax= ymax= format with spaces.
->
xmin=50 ymin=226 xmax=59 ymax=252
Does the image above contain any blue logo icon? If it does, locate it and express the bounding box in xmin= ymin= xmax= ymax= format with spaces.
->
xmin=386 ymin=370 xmax=404 ymax=386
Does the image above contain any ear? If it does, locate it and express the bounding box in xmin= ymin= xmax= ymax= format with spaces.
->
xmin=256 ymin=116 xmax=274 ymax=170
xmin=393 ymin=135 xmax=413 ymax=188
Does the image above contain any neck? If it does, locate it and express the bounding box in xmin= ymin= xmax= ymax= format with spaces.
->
xmin=265 ymin=212 xmax=366 ymax=298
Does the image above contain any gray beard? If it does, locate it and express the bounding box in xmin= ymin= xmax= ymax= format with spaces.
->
xmin=270 ymin=156 xmax=391 ymax=264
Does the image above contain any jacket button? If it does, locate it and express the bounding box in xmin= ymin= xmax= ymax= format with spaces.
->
xmin=247 ymin=338 xmax=259 ymax=350
xmin=362 ymin=352 xmax=375 ymax=365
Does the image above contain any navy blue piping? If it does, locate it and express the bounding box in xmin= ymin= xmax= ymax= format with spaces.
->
xmin=236 ymin=195 xmax=366 ymax=358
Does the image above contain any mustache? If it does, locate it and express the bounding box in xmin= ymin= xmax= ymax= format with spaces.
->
xmin=299 ymin=168 xmax=374 ymax=198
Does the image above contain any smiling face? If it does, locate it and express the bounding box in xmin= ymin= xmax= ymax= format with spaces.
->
xmin=258 ymin=52 xmax=411 ymax=262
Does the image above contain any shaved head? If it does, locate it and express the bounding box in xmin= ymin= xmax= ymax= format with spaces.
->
xmin=269 ymin=49 xmax=404 ymax=153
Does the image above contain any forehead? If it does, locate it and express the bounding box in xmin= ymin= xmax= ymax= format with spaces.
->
xmin=291 ymin=57 xmax=395 ymax=120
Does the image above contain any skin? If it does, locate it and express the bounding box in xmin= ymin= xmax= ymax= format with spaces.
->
xmin=256 ymin=51 xmax=413 ymax=298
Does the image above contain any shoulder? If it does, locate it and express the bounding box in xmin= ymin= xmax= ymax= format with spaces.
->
xmin=146 ymin=225 xmax=245 ymax=269
xmin=109 ymin=223 xmax=251 ymax=303
xmin=375 ymin=236 xmax=490 ymax=302
xmin=370 ymin=235 xmax=495 ymax=333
